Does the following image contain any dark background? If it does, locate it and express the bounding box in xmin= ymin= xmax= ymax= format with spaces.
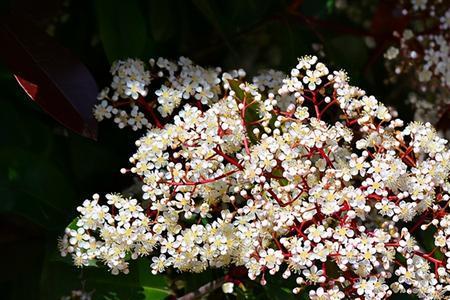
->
xmin=0 ymin=0 xmax=420 ymax=299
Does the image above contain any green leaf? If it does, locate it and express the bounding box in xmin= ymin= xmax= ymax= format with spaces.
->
xmin=228 ymin=79 xmax=261 ymax=145
xmin=40 ymin=257 xmax=172 ymax=300
xmin=326 ymin=0 xmax=335 ymax=13
xmin=182 ymin=269 xmax=219 ymax=294
xmin=226 ymin=0 xmax=272 ymax=30
xmin=0 ymin=146 xmax=76 ymax=229
xmin=236 ymin=282 xmax=256 ymax=300
xmin=142 ymin=286 xmax=171 ymax=300
xmin=262 ymin=284 xmax=297 ymax=300
xmin=94 ymin=0 xmax=149 ymax=63
xmin=149 ymin=1 xmax=176 ymax=43
xmin=228 ymin=79 xmax=245 ymax=100
xmin=138 ymin=259 xmax=172 ymax=300
xmin=67 ymin=217 xmax=79 ymax=230
xmin=192 ymin=0 xmax=236 ymax=55
xmin=325 ymin=35 xmax=368 ymax=79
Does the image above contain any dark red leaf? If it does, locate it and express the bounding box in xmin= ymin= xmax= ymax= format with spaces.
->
xmin=0 ymin=14 xmax=98 ymax=140
xmin=14 ymin=75 xmax=38 ymax=99
xmin=436 ymin=107 xmax=450 ymax=131
xmin=370 ymin=1 xmax=410 ymax=42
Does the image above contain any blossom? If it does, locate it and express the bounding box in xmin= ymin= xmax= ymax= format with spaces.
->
xmin=93 ymin=100 xmax=113 ymax=121
xmin=383 ymin=1 xmax=450 ymax=129
xmin=222 ymin=282 xmax=234 ymax=294
xmin=61 ymin=56 xmax=450 ymax=299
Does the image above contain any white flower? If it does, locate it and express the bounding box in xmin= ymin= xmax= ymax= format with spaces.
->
xmin=302 ymin=69 xmax=322 ymax=90
xmin=411 ymin=0 xmax=428 ymax=11
xmin=222 ymin=282 xmax=234 ymax=294
xmin=384 ymin=46 xmax=399 ymax=60
xmin=125 ymin=80 xmax=147 ymax=99
xmin=94 ymin=100 xmax=113 ymax=121
xmin=62 ymin=56 xmax=450 ymax=299
xmin=302 ymin=266 xmax=325 ymax=283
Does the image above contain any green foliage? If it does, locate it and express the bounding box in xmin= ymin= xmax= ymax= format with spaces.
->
xmin=95 ymin=0 xmax=151 ymax=63
xmin=228 ymin=79 xmax=245 ymax=100
xmin=40 ymin=254 xmax=171 ymax=300
xmin=0 ymin=99 xmax=76 ymax=229
xmin=148 ymin=1 xmax=176 ymax=43
xmin=325 ymin=35 xmax=369 ymax=79
xmin=326 ymin=0 xmax=335 ymax=13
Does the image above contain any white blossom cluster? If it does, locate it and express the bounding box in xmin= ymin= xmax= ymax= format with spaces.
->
xmin=93 ymin=57 xmax=245 ymax=131
xmin=384 ymin=0 xmax=450 ymax=125
xmin=62 ymin=56 xmax=450 ymax=299
xmin=59 ymin=193 xmax=154 ymax=274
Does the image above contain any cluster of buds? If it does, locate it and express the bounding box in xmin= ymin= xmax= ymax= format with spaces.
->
xmin=384 ymin=0 xmax=450 ymax=125
xmin=61 ymin=55 xmax=450 ymax=299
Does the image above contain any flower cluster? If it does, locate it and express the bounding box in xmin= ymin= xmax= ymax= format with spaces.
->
xmin=384 ymin=0 xmax=450 ymax=126
xmin=93 ymin=57 xmax=245 ymax=131
xmin=62 ymin=56 xmax=450 ymax=299
xmin=59 ymin=193 xmax=154 ymax=274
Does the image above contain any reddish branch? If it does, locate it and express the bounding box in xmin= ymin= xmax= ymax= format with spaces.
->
xmin=161 ymin=169 xmax=240 ymax=187
xmin=213 ymin=146 xmax=244 ymax=170
xmin=137 ymin=96 xmax=163 ymax=129
xmin=240 ymin=96 xmax=252 ymax=155
xmin=316 ymin=147 xmax=334 ymax=168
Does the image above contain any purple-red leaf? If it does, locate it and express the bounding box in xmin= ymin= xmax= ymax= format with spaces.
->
xmin=370 ymin=1 xmax=409 ymax=41
xmin=0 ymin=14 xmax=98 ymax=140
xmin=14 ymin=75 xmax=38 ymax=99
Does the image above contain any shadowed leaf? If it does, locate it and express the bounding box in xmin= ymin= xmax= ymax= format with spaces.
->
xmin=95 ymin=0 xmax=149 ymax=63
xmin=0 ymin=14 xmax=98 ymax=139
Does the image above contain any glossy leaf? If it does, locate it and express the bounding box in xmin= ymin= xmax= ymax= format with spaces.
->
xmin=228 ymin=79 xmax=245 ymax=100
xmin=192 ymin=0 xmax=236 ymax=55
xmin=138 ymin=259 xmax=172 ymax=299
xmin=0 ymin=14 xmax=98 ymax=139
xmin=40 ymin=257 xmax=172 ymax=300
xmin=95 ymin=0 xmax=149 ymax=63
xmin=149 ymin=1 xmax=176 ymax=43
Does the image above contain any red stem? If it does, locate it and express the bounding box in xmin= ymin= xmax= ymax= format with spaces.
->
xmin=316 ymin=147 xmax=334 ymax=168
xmin=137 ymin=96 xmax=163 ymax=129
xmin=213 ymin=146 xmax=244 ymax=170
xmin=319 ymin=99 xmax=337 ymax=117
xmin=161 ymin=169 xmax=239 ymax=186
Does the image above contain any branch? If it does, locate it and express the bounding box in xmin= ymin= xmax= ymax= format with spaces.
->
xmin=177 ymin=277 xmax=226 ymax=300
xmin=137 ymin=96 xmax=163 ymax=129
xmin=161 ymin=168 xmax=240 ymax=186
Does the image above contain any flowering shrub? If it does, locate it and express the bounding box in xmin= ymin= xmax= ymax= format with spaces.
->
xmin=60 ymin=55 xmax=450 ymax=299
xmin=384 ymin=0 xmax=450 ymax=125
